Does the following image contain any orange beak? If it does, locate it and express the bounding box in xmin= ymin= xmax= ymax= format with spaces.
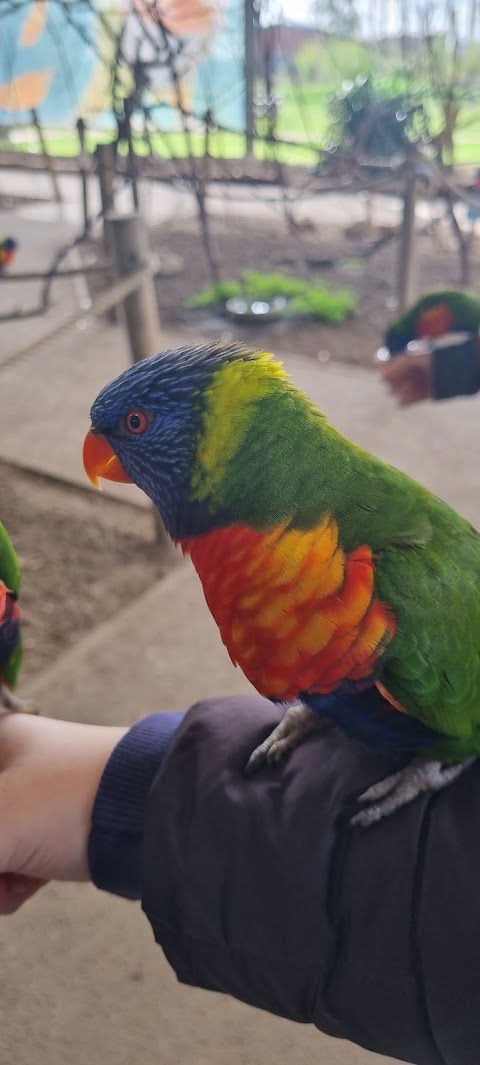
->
xmin=83 ymin=430 xmax=133 ymax=489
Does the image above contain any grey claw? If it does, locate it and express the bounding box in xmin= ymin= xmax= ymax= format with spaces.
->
xmin=350 ymin=757 xmax=476 ymax=829
xmin=244 ymin=746 xmax=268 ymax=776
xmin=244 ymin=705 xmax=321 ymax=776
xmin=0 ymin=684 xmax=38 ymax=715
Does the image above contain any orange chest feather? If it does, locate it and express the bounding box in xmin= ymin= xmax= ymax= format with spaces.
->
xmin=180 ymin=519 xmax=395 ymax=701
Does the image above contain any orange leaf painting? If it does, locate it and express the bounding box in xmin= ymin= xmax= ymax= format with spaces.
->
xmin=134 ymin=0 xmax=223 ymax=38
xmin=20 ymin=0 xmax=48 ymax=47
xmin=0 ymin=69 xmax=54 ymax=110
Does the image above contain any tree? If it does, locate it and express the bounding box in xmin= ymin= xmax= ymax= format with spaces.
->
xmin=312 ymin=0 xmax=359 ymax=36
xmin=295 ymin=36 xmax=372 ymax=84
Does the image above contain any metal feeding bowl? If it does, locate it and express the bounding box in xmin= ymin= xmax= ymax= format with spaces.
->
xmin=225 ymin=296 xmax=288 ymax=322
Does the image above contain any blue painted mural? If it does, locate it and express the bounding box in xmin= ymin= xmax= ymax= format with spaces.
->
xmin=0 ymin=0 xmax=245 ymax=131
xmin=0 ymin=1 xmax=96 ymax=124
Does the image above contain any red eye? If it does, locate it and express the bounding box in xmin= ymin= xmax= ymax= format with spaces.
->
xmin=125 ymin=410 xmax=148 ymax=435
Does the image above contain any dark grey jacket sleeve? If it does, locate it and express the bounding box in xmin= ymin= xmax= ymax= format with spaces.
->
xmin=141 ymin=695 xmax=480 ymax=1065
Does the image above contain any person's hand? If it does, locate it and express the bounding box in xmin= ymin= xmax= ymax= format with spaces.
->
xmin=0 ymin=713 xmax=126 ymax=914
xmin=380 ymin=351 xmax=433 ymax=406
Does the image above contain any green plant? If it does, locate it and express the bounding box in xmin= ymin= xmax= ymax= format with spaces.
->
xmin=186 ymin=271 xmax=357 ymax=323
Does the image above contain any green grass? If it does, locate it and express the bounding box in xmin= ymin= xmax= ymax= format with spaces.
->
xmin=273 ymin=80 xmax=332 ymax=143
xmin=5 ymin=129 xmax=112 ymax=157
xmin=451 ymin=140 xmax=480 ymax=164
xmin=5 ymin=123 xmax=480 ymax=165
xmin=3 ymin=126 xmax=320 ymax=166
xmin=4 ymin=80 xmax=480 ymax=166
xmin=7 ymin=123 xmax=480 ymax=166
xmin=187 ymin=271 xmax=357 ymax=324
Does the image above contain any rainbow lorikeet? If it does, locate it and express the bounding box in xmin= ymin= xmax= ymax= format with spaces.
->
xmin=384 ymin=290 xmax=480 ymax=355
xmin=0 ymin=238 xmax=17 ymax=273
xmin=0 ymin=521 xmax=35 ymax=715
xmin=83 ymin=343 xmax=480 ymax=826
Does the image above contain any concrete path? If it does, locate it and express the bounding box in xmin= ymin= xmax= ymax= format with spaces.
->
xmin=0 ymin=208 xmax=92 ymax=362
xmin=0 ymin=316 xmax=190 ymax=506
xmin=1 ymin=165 xmax=443 ymax=233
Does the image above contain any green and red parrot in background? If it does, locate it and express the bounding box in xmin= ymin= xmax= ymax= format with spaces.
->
xmin=0 ymin=520 xmax=35 ymax=715
xmin=83 ymin=343 xmax=480 ymax=826
xmin=0 ymin=237 xmax=17 ymax=273
xmin=384 ymin=289 xmax=480 ymax=354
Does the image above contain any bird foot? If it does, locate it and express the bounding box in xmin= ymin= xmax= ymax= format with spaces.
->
xmin=350 ymin=756 xmax=476 ymax=828
xmin=0 ymin=684 xmax=38 ymax=716
xmin=244 ymin=704 xmax=324 ymax=775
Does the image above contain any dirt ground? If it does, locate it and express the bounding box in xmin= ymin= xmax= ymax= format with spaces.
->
xmin=0 ymin=462 xmax=166 ymax=680
xmin=149 ymin=209 xmax=480 ymax=364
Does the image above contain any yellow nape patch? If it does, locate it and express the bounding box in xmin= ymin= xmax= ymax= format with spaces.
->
xmin=190 ymin=352 xmax=287 ymax=503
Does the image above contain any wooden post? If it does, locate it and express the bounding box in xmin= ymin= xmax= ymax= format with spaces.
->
xmin=95 ymin=141 xmax=116 ymax=219
xmin=95 ymin=141 xmax=117 ymax=322
xmin=397 ymin=150 xmax=417 ymax=314
xmin=124 ymin=97 xmax=140 ymax=211
xmin=76 ymin=118 xmax=89 ymax=233
xmin=109 ymin=213 xmax=169 ymax=546
xmin=244 ymin=0 xmax=255 ymax=156
xmin=108 ymin=212 xmax=161 ymax=361
xmin=31 ymin=108 xmax=62 ymax=203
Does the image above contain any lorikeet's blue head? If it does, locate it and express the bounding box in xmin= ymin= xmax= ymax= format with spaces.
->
xmin=83 ymin=342 xmax=256 ymax=538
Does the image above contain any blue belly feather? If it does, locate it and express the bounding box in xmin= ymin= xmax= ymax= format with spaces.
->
xmin=302 ymin=685 xmax=438 ymax=752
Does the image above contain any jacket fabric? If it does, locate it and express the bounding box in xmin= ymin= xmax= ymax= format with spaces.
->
xmin=138 ymin=695 xmax=480 ymax=1065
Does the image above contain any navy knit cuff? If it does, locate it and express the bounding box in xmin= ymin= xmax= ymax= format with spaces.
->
xmin=432 ymin=334 xmax=480 ymax=400
xmin=88 ymin=712 xmax=184 ymax=900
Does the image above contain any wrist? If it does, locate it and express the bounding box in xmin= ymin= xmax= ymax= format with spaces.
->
xmin=0 ymin=715 xmax=127 ymax=886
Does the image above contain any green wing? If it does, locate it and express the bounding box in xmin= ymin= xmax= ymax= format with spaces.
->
xmin=374 ymin=495 xmax=480 ymax=759
xmin=0 ymin=522 xmax=22 ymax=687
xmin=0 ymin=521 xmax=21 ymax=597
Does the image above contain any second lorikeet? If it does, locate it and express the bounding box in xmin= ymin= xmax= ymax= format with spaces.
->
xmin=0 ymin=520 xmax=36 ymax=715
xmin=384 ymin=289 xmax=480 ymax=355
xmin=0 ymin=238 xmax=18 ymax=273
xmin=83 ymin=343 xmax=480 ymax=826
